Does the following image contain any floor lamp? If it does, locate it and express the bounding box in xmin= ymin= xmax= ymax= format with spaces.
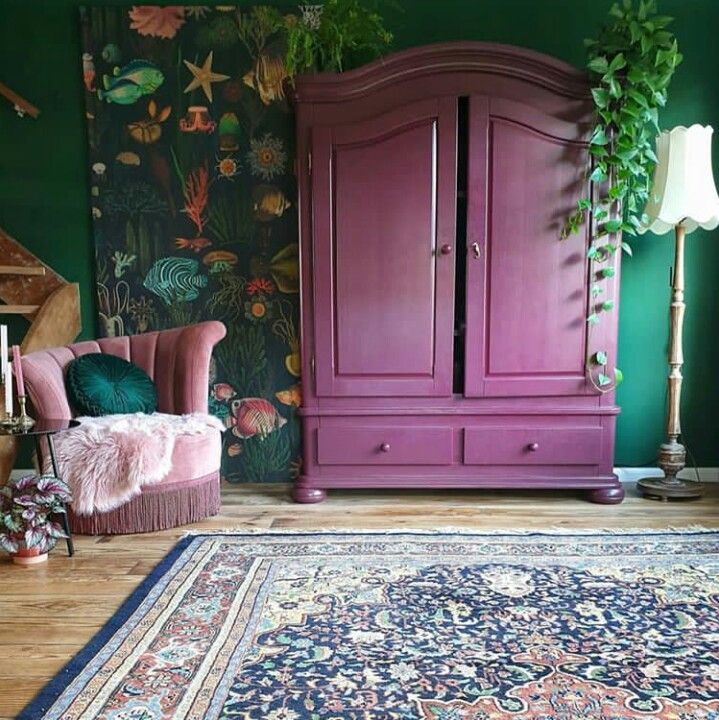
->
xmin=637 ymin=125 xmax=719 ymax=500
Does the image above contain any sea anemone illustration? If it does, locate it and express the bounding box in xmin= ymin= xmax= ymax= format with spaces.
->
xmin=216 ymin=155 xmax=240 ymax=180
xmin=246 ymin=133 xmax=287 ymax=181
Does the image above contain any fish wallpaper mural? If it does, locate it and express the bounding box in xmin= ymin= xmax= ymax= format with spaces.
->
xmin=80 ymin=5 xmax=302 ymax=483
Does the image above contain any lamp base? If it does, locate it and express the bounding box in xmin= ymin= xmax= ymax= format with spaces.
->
xmin=637 ymin=475 xmax=704 ymax=501
xmin=637 ymin=440 xmax=704 ymax=500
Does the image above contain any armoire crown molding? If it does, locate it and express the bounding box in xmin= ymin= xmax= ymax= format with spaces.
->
xmin=293 ymin=41 xmax=591 ymax=104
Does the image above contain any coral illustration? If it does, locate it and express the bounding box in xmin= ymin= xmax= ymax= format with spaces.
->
xmin=181 ymin=165 xmax=209 ymax=237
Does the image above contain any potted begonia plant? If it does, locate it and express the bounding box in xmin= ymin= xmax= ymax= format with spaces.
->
xmin=0 ymin=474 xmax=71 ymax=565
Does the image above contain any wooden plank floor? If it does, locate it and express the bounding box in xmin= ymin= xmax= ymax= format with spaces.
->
xmin=1 ymin=481 xmax=717 ymax=719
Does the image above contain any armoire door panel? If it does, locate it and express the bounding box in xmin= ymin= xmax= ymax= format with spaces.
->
xmin=312 ymin=98 xmax=457 ymax=397
xmin=465 ymin=95 xmax=593 ymax=397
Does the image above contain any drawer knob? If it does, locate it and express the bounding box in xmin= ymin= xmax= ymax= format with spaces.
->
xmin=440 ymin=244 xmax=453 ymax=255
xmin=380 ymin=443 xmax=391 ymax=453
xmin=528 ymin=442 xmax=539 ymax=452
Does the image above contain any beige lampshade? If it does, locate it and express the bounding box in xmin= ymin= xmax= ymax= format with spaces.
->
xmin=639 ymin=124 xmax=719 ymax=235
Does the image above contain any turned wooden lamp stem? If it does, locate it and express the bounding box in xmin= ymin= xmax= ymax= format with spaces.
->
xmin=658 ymin=224 xmax=688 ymax=484
xmin=637 ymin=124 xmax=719 ymax=501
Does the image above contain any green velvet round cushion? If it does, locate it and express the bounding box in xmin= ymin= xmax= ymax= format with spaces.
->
xmin=66 ymin=354 xmax=158 ymax=417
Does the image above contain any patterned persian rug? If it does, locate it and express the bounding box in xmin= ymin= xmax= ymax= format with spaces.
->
xmin=21 ymin=530 xmax=719 ymax=719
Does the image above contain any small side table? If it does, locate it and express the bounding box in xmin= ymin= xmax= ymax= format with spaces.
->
xmin=0 ymin=418 xmax=80 ymax=557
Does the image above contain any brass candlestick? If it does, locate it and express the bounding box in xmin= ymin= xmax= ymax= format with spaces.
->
xmin=15 ymin=395 xmax=35 ymax=430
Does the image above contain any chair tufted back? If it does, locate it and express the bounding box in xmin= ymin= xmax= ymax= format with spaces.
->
xmin=21 ymin=321 xmax=227 ymax=420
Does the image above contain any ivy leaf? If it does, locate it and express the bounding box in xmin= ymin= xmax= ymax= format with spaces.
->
xmin=602 ymin=300 xmax=615 ymax=311
xmin=587 ymin=313 xmax=600 ymax=326
xmin=588 ymin=56 xmax=609 ymax=74
xmin=614 ymin=367 xmax=624 ymax=385
xmin=608 ymin=52 xmax=626 ymax=73
xmin=595 ymin=350 xmax=608 ymax=365
xmin=590 ymin=165 xmax=608 ymax=183
xmin=587 ymin=246 xmax=599 ymax=260
xmin=591 ymin=284 xmax=603 ymax=297
xmin=621 ymin=242 xmax=634 ymax=256
xmin=601 ymin=267 xmax=616 ymax=279
xmin=577 ymin=198 xmax=592 ymax=211
xmin=597 ymin=373 xmax=612 ymax=387
xmin=590 ymin=127 xmax=609 ymax=146
xmin=591 ymin=87 xmax=610 ymax=108
xmin=603 ymin=219 xmax=622 ymax=233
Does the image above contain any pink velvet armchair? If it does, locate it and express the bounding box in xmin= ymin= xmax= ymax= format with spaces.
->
xmin=21 ymin=321 xmax=227 ymax=535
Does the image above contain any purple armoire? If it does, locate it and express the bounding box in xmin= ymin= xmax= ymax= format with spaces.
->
xmin=292 ymin=43 xmax=623 ymax=504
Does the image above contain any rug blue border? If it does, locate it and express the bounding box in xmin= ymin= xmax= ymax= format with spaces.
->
xmin=16 ymin=528 xmax=719 ymax=718
xmin=17 ymin=534 xmax=196 ymax=720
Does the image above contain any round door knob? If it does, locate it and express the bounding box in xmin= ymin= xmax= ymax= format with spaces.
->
xmin=440 ymin=244 xmax=453 ymax=255
xmin=380 ymin=443 xmax=391 ymax=453
xmin=528 ymin=442 xmax=539 ymax=452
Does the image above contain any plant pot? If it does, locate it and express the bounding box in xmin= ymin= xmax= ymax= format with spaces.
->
xmin=12 ymin=547 xmax=48 ymax=566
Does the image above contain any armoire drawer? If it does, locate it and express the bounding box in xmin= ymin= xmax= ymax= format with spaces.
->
xmin=463 ymin=427 xmax=602 ymax=465
xmin=317 ymin=426 xmax=454 ymax=466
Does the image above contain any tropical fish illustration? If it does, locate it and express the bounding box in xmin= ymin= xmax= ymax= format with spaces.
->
xmin=97 ymin=79 xmax=145 ymax=105
xmin=269 ymin=243 xmax=299 ymax=293
xmin=253 ymin=185 xmax=292 ymax=221
xmin=116 ymin=151 xmax=141 ymax=166
xmin=82 ymin=53 xmax=96 ymax=92
xmin=102 ymin=43 xmax=122 ymax=64
xmin=143 ymin=257 xmax=207 ymax=305
xmin=243 ymin=53 xmax=288 ymax=105
xmin=229 ymin=398 xmax=287 ymax=439
xmin=175 ymin=236 xmax=212 ymax=252
xmin=212 ymin=383 xmax=236 ymax=401
xmin=275 ymin=384 xmax=301 ymax=408
xmin=98 ymin=60 xmax=164 ymax=104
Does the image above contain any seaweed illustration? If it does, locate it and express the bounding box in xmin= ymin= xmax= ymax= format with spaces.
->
xmin=236 ymin=6 xmax=285 ymax=57
xmin=234 ymin=429 xmax=291 ymax=483
xmin=272 ymin=298 xmax=301 ymax=377
xmin=207 ymin=273 xmax=247 ymax=320
xmin=216 ymin=323 xmax=270 ymax=398
xmin=97 ymin=280 xmax=130 ymax=337
xmin=207 ymin=191 xmax=254 ymax=246
xmin=104 ymin=183 xmax=167 ymax=275
xmin=167 ymin=300 xmax=200 ymax=327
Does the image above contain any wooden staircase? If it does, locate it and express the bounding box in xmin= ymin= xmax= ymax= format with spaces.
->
xmin=0 ymin=226 xmax=82 ymax=481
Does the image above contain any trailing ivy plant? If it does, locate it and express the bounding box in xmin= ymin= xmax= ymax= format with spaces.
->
xmin=563 ymin=0 xmax=682 ymax=392
xmin=285 ymin=0 xmax=394 ymax=78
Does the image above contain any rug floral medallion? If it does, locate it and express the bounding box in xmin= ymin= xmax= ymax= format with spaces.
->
xmin=21 ymin=532 xmax=719 ymax=720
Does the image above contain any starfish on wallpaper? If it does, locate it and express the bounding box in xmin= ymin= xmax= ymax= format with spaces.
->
xmin=183 ymin=51 xmax=229 ymax=103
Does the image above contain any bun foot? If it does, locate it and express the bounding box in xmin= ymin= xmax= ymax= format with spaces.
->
xmin=586 ymin=486 xmax=625 ymax=505
xmin=292 ymin=483 xmax=327 ymax=504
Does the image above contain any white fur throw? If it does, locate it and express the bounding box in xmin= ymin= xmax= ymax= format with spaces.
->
xmin=49 ymin=413 xmax=224 ymax=516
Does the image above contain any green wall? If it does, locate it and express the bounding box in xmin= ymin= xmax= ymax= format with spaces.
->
xmin=1 ymin=0 xmax=718 ymax=467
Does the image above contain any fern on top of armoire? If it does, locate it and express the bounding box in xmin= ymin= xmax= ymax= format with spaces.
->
xmin=292 ymin=43 xmax=623 ymax=505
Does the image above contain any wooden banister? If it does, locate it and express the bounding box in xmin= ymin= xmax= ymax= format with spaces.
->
xmin=0 ymin=266 xmax=46 ymax=276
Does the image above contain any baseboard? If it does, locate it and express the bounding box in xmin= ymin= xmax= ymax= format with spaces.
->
xmin=614 ymin=467 xmax=719 ymax=483
xmin=9 ymin=467 xmax=719 ymax=483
